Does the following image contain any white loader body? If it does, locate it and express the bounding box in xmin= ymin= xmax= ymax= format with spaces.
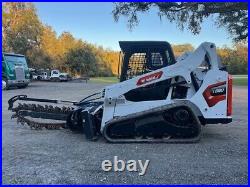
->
xmin=101 ymin=42 xmax=232 ymax=132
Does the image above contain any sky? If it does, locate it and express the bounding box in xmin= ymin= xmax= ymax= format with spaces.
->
xmin=34 ymin=2 xmax=233 ymax=51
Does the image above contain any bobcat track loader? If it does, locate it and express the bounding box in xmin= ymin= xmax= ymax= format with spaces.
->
xmin=8 ymin=41 xmax=233 ymax=143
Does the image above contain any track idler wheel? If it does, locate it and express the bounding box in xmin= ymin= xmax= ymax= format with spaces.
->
xmin=163 ymin=107 xmax=201 ymax=138
xmin=173 ymin=109 xmax=190 ymax=125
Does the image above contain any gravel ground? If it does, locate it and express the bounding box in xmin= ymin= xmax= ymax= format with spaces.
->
xmin=2 ymin=81 xmax=248 ymax=184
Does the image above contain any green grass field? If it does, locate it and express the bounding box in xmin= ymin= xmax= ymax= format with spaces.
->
xmin=90 ymin=77 xmax=119 ymax=84
xmin=232 ymin=76 xmax=248 ymax=86
xmin=90 ymin=75 xmax=248 ymax=86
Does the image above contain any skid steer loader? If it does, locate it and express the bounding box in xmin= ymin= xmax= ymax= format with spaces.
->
xmin=8 ymin=41 xmax=232 ymax=143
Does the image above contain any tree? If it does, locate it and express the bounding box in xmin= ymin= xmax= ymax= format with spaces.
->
xmin=217 ymin=43 xmax=248 ymax=74
xmin=26 ymin=47 xmax=52 ymax=69
xmin=2 ymin=3 xmax=42 ymax=54
xmin=91 ymin=45 xmax=116 ymax=76
xmin=56 ymin=32 xmax=83 ymax=71
xmin=40 ymin=25 xmax=58 ymax=60
xmin=112 ymin=2 xmax=248 ymax=42
xmin=172 ymin=44 xmax=194 ymax=57
xmin=65 ymin=46 xmax=98 ymax=77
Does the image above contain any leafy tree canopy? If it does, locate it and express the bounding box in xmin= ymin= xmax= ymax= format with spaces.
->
xmin=2 ymin=2 xmax=42 ymax=54
xmin=113 ymin=2 xmax=248 ymax=42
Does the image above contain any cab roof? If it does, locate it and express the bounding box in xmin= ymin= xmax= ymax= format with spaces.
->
xmin=119 ymin=41 xmax=172 ymax=52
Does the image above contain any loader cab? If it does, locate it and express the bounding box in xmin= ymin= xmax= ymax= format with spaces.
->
xmin=119 ymin=41 xmax=176 ymax=82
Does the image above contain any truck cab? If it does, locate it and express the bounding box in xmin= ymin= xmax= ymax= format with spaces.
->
xmin=2 ymin=52 xmax=30 ymax=89
xmin=50 ymin=69 xmax=69 ymax=82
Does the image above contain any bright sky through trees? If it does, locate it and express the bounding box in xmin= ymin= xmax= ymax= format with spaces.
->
xmin=34 ymin=2 xmax=233 ymax=50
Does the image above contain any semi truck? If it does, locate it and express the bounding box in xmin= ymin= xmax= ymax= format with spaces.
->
xmin=2 ymin=52 xmax=30 ymax=89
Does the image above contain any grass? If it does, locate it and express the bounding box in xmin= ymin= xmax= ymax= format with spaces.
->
xmin=90 ymin=75 xmax=248 ymax=86
xmin=232 ymin=75 xmax=248 ymax=78
xmin=90 ymin=77 xmax=119 ymax=84
xmin=233 ymin=76 xmax=248 ymax=86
